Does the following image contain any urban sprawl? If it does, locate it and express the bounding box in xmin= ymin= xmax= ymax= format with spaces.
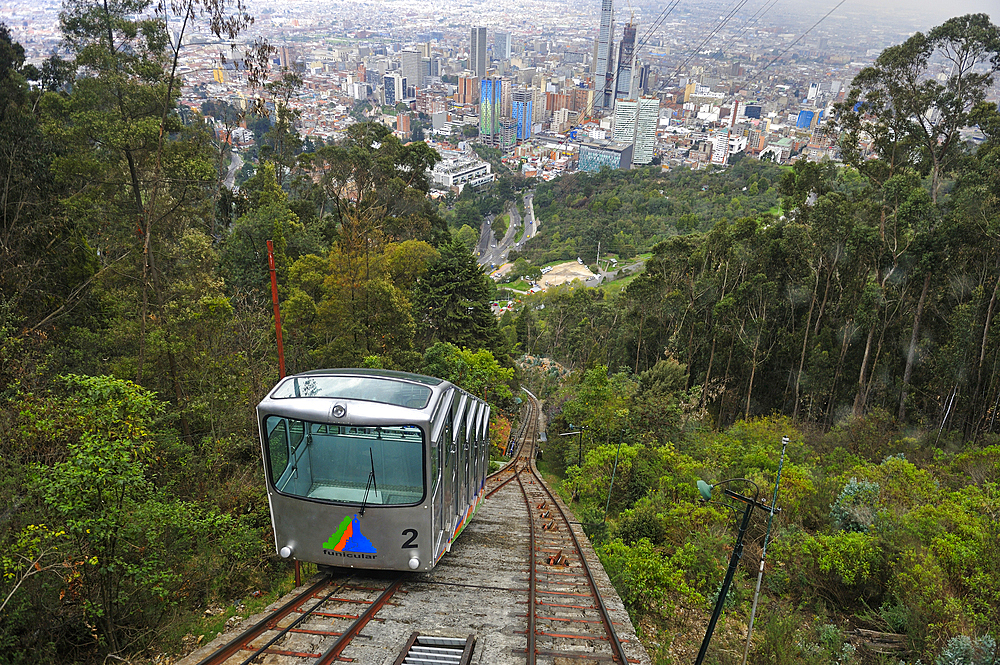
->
xmin=5 ymin=0 xmax=997 ymax=189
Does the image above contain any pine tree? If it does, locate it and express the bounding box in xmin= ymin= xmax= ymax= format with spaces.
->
xmin=414 ymin=238 xmax=500 ymax=354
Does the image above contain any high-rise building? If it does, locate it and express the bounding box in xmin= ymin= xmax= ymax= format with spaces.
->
xmin=615 ymin=21 xmax=637 ymax=102
xmin=470 ymin=27 xmax=488 ymax=78
xmin=612 ymin=97 xmax=658 ymax=165
xmin=384 ymin=72 xmax=406 ymax=106
xmin=711 ymin=132 xmax=730 ymax=165
xmin=400 ymin=49 xmax=423 ymax=91
xmin=480 ymin=77 xmax=503 ymax=144
xmin=499 ymin=117 xmax=518 ymax=152
xmin=456 ymin=75 xmax=479 ymax=105
xmin=494 ymin=31 xmax=512 ymax=60
xmin=593 ymin=0 xmax=615 ymax=109
xmin=512 ymin=88 xmax=533 ymax=141
xmin=579 ymin=140 xmax=633 ymax=171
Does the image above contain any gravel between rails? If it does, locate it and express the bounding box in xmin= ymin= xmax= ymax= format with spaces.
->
xmin=178 ymin=468 xmax=651 ymax=665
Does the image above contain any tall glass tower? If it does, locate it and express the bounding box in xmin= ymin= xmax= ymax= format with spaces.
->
xmin=615 ymin=21 xmax=637 ymax=101
xmin=594 ymin=0 xmax=615 ymax=109
xmin=470 ymin=27 xmax=488 ymax=78
xmin=479 ymin=77 xmax=503 ymax=144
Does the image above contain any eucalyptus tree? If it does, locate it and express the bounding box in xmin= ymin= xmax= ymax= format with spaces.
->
xmin=48 ymin=0 xmax=271 ymax=439
xmin=836 ymin=14 xmax=1000 ymax=420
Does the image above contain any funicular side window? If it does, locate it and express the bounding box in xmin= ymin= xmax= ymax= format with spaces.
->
xmin=267 ymin=419 xmax=290 ymax=480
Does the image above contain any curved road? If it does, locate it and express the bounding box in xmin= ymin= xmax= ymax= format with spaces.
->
xmin=478 ymin=191 xmax=537 ymax=272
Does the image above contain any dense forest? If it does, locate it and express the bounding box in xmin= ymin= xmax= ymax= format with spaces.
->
xmin=511 ymin=31 xmax=1000 ymax=433
xmin=1 ymin=2 xmax=999 ymax=664
xmin=513 ymin=159 xmax=782 ymax=266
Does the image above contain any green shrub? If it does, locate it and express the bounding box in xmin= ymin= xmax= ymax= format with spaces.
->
xmin=935 ymin=635 xmax=997 ymax=665
xmin=598 ymin=538 xmax=701 ymax=619
xmin=830 ymin=478 xmax=880 ymax=532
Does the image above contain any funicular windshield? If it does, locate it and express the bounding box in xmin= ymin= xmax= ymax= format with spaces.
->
xmin=270 ymin=375 xmax=432 ymax=409
xmin=265 ymin=418 xmax=425 ymax=506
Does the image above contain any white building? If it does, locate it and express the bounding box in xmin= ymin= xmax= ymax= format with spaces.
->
xmin=612 ymin=97 xmax=658 ymax=165
xmin=711 ymin=132 xmax=730 ymax=165
xmin=430 ymin=156 xmax=494 ymax=191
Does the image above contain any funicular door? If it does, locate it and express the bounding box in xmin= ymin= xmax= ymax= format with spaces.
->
xmin=464 ymin=402 xmax=476 ymax=506
xmin=470 ymin=403 xmax=480 ymax=498
xmin=479 ymin=405 xmax=490 ymax=489
xmin=432 ymin=391 xmax=454 ymax=559
xmin=451 ymin=394 xmax=468 ymax=532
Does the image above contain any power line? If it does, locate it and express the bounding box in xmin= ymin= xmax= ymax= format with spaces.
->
xmin=616 ymin=0 xmax=847 ymax=153
xmin=606 ymin=0 xmax=754 ymax=156
xmin=748 ymin=0 xmax=847 ymax=80
xmin=568 ymin=0 xmax=681 ymax=130
xmin=669 ymin=0 xmax=753 ymax=80
xmin=720 ymin=0 xmax=782 ymax=55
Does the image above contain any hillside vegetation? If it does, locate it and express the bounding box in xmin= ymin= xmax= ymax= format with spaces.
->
xmin=511 ymin=14 xmax=1000 ymax=665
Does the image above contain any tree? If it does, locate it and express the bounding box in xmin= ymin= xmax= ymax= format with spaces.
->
xmin=0 ymin=24 xmax=94 ymax=340
xmin=29 ymin=375 xmax=233 ymax=655
xmin=455 ymin=224 xmax=479 ymax=252
xmin=421 ymin=342 xmax=514 ymax=405
xmin=259 ymin=68 xmax=304 ymax=187
xmin=48 ymin=0 xmax=268 ymax=440
xmin=413 ymin=238 xmax=501 ymax=354
xmin=837 ymin=14 xmax=1000 ymax=420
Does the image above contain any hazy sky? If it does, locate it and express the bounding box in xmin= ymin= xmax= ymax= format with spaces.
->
xmin=834 ymin=0 xmax=997 ymax=25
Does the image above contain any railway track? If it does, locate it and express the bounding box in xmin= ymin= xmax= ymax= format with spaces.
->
xmin=184 ymin=391 xmax=642 ymax=665
xmin=505 ymin=393 xmax=633 ymax=664
xmin=190 ymin=574 xmax=405 ymax=665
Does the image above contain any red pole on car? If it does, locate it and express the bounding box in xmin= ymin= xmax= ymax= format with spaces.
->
xmin=266 ymin=240 xmax=286 ymax=380
xmin=267 ymin=240 xmax=295 ymax=584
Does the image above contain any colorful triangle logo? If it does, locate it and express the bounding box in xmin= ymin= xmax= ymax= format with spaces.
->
xmin=323 ymin=514 xmax=376 ymax=554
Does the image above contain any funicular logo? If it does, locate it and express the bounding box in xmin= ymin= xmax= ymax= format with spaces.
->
xmin=323 ymin=514 xmax=377 ymax=559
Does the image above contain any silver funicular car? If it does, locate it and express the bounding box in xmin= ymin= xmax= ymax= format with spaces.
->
xmin=258 ymin=369 xmax=490 ymax=572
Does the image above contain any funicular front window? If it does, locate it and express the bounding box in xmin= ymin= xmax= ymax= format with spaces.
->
xmin=264 ymin=417 xmax=424 ymax=505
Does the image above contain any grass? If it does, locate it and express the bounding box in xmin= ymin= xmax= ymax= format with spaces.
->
xmin=507 ymin=279 xmax=531 ymax=292
xmin=515 ymin=225 xmax=525 ymax=243
xmin=599 ymin=273 xmax=639 ymax=294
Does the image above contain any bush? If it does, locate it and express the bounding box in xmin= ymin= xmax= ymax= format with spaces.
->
xmin=935 ymin=635 xmax=997 ymax=665
xmin=598 ymin=538 xmax=701 ymax=619
xmin=830 ymin=478 xmax=880 ymax=532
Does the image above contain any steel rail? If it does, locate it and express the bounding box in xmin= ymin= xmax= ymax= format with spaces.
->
xmin=486 ymin=393 xmax=534 ymax=484
xmin=192 ymin=575 xmax=339 ymax=665
xmin=314 ymin=576 xmax=405 ymax=664
xmin=515 ymin=469 xmax=538 ymax=664
xmin=235 ymin=578 xmax=357 ymax=665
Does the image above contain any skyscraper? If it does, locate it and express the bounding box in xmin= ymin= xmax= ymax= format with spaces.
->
xmin=612 ymin=97 xmax=658 ymax=165
xmin=480 ymin=77 xmax=503 ymax=144
xmin=512 ymin=88 xmax=533 ymax=141
xmin=593 ymin=0 xmax=615 ymax=109
xmin=384 ymin=72 xmax=406 ymax=106
xmin=400 ymin=49 xmax=423 ymax=91
xmin=456 ymin=75 xmax=479 ymax=105
xmin=494 ymin=31 xmax=512 ymax=60
xmin=615 ymin=21 xmax=637 ymax=102
xmin=470 ymin=27 xmax=488 ymax=78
